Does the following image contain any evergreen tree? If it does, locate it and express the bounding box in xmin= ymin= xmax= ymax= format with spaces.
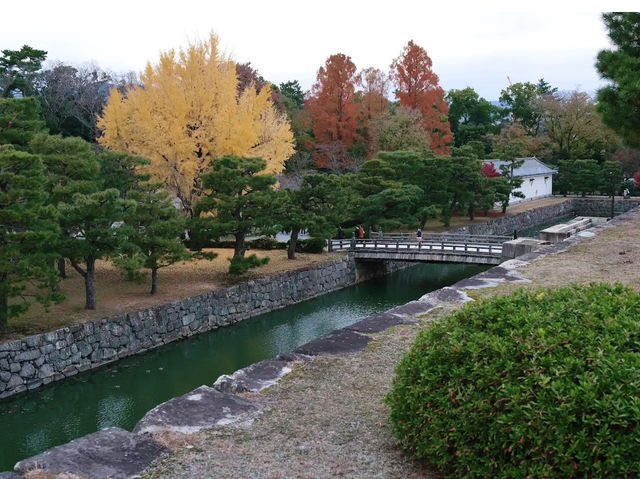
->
xmin=122 ymin=182 xmax=192 ymax=294
xmin=276 ymin=175 xmax=346 ymax=259
xmin=30 ymin=134 xmax=101 ymax=277
xmin=59 ymin=189 xmax=132 ymax=309
xmin=554 ymin=160 xmax=576 ymax=196
xmin=0 ymin=45 xmax=47 ymax=98
xmin=0 ymin=147 xmax=61 ymax=329
xmin=97 ymin=150 xmax=149 ymax=198
xmin=194 ymin=156 xmax=277 ymax=261
xmin=0 ymin=98 xmax=46 ymax=148
xmin=597 ymin=13 xmax=640 ymax=148
xmin=573 ymin=159 xmax=601 ymax=197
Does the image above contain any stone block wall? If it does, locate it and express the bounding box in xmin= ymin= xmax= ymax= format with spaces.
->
xmin=449 ymin=201 xmax=576 ymax=236
xmin=571 ymin=198 xmax=640 ymax=217
xmin=450 ymin=198 xmax=640 ymax=237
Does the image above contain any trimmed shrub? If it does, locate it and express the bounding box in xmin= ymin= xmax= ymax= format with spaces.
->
xmin=387 ymin=284 xmax=640 ymax=478
xmin=184 ymin=234 xmax=286 ymax=251
xmin=298 ymin=237 xmax=326 ymax=254
xmin=228 ymin=254 xmax=270 ymax=275
xmin=250 ymin=237 xmax=286 ymax=250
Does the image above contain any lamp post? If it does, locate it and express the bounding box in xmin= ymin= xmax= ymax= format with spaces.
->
xmin=609 ymin=170 xmax=615 ymax=219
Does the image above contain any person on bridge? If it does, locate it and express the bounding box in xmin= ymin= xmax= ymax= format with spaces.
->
xmin=416 ymin=228 xmax=422 ymax=243
xmin=358 ymin=225 xmax=364 ymax=239
xmin=337 ymin=226 xmax=344 ymax=239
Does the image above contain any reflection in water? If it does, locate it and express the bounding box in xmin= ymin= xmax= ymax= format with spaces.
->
xmin=0 ymin=262 xmax=486 ymax=470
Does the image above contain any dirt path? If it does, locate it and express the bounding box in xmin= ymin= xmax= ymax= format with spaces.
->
xmin=142 ymin=209 xmax=640 ymax=479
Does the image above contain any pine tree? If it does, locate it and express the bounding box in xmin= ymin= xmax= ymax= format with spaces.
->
xmin=59 ymin=189 xmax=132 ymax=309
xmin=0 ymin=98 xmax=46 ymax=148
xmin=276 ymin=175 xmax=346 ymax=259
xmin=123 ymin=182 xmax=192 ymax=294
xmin=0 ymin=147 xmax=61 ymax=329
xmin=29 ymin=133 xmax=101 ymax=279
xmin=194 ymin=156 xmax=277 ymax=261
xmin=597 ymin=13 xmax=640 ymax=148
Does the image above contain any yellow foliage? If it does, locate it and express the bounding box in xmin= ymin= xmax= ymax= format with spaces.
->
xmin=98 ymin=34 xmax=293 ymax=216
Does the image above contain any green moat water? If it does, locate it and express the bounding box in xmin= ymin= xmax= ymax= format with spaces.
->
xmin=0 ymin=263 xmax=488 ymax=470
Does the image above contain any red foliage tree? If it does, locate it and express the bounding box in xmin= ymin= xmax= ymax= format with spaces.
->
xmin=305 ymin=54 xmax=362 ymax=169
xmin=390 ymin=41 xmax=453 ymax=155
xmin=634 ymin=168 xmax=640 ymax=189
xmin=482 ymin=161 xmax=501 ymax=178
xmin=236 ymin=62 xmax=267 ymax=93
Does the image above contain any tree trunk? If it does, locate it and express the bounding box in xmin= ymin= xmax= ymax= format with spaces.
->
xmin=150 ymin=267 xmax=159 ymax=295
xmin=58 ymin=257 xmax=66 ymax=279
xmin=449 ymin=197 xmax=457 ymax=219
xmin=288 ymin=227 xmax=300 ymax=260
xmin=0 ymin=273 xmax=7 ymax=331
xmin=85 ymin=255 xmax=96 ymax=310
xmin=234 ymin=232 xmax=246 ymax=258
xmin=468 ymin=205 xmax=475 ymax=221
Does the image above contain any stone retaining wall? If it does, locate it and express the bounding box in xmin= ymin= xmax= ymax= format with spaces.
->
xmin=0 ymin=257 xmax=412 ymax=399
xmin=449 ymin=201 xmax=576 ymax=236
xmin=571 ymin=197 xmax=640 ymax=217
xmin=450 ymin=198 xmax=640 ymax=237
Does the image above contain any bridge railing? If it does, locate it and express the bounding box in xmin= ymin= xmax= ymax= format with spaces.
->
xmin=328 ymin=238 xmax=504 ymax=256
xmin=369 ymin=231 xmax=511 ymax=244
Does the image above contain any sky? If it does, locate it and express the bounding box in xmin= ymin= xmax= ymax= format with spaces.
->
xmin=1 ymin=0 xmax=637 ymax=100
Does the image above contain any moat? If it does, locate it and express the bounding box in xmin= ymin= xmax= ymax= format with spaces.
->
xmin=0 ymin=262 xmax=487 ymax=470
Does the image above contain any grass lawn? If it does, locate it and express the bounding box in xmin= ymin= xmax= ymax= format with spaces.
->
xmin=4 ymin=249 xmax=343 ymax=341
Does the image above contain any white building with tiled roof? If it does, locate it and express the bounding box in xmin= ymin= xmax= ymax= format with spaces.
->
xmin=484 ymin=157 xmax=557 ymax=203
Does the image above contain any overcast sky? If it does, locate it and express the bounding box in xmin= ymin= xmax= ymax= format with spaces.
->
xmin=2 ymin=1 xmax=636 ymax=100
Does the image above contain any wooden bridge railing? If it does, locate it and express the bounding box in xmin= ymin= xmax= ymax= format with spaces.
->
xmin=369 ymin=231 xmax=511 ymax=244
xmin=328 ymin=237 xmax=504 ymax=256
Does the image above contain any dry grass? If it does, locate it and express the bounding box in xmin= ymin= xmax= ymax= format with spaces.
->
xmin=143 ymin=313 xmax=453 ymax=479
xmin=472 ymin=216 xmax=640 ymax=300
xmin=505 ymin=196 xmax=569 ymax=214
xmin=4 ymin=249 xmax=343 ymax=341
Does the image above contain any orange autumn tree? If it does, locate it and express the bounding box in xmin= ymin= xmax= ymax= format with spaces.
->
xmin=305 ymin=53 xmax=362 ymax=170
xmin=358 ymin=67 xmax=390 ymax=121
xmin=390 ymin=40 xmax=453 ymax=155
xmin=98 ymin=34 xmax=294 ymax=216
xmin=358 ymin=67 xmax=391 ymax=157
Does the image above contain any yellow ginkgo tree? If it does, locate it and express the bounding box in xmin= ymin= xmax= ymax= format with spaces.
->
xmin=98 ymin=34 xmax=294 ymax=216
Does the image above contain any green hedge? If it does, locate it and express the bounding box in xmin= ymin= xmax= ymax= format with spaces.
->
xmin=185 ymin=236 xmax=287 ymax=251
xmin=387 ymin=284 xmax=640 ymax=478
xmin=297 ymin=237 xmax=326 ymax=254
